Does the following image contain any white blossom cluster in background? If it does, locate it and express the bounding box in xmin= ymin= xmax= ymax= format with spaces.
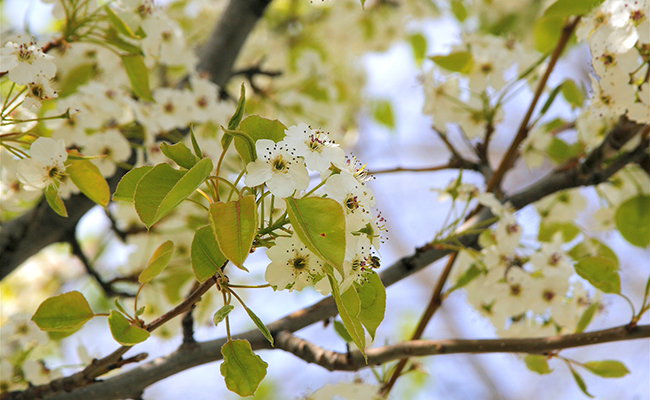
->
xmin=245 ymin=123 xmax=385 ymax=293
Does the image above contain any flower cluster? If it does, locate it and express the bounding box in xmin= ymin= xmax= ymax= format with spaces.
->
xmin=578 ymin=0 xmax=649 ymax=124
xmin=246 ymin=123 xmax=384 ymax=292
xmin=0 ymin=40 xmax=58 ymax=109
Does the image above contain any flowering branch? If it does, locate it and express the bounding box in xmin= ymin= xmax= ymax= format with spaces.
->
xmin=6 ymin=120 xmax=647 ymax=400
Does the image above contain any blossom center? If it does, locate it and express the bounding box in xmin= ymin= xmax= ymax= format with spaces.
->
xmin=292 ymin=255 xmax=309 ymax=270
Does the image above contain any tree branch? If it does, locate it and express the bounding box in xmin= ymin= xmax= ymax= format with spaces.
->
xmin=273 ymin=324 xmax=650 ymax=372
xmin=8 ymin=122 xmax=646 ymax=400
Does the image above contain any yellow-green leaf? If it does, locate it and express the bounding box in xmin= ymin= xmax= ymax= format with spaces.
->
xmin=135 ymin=158 xmax=213 ymax=229
xmin=220 ymin=339 xmax=268 ymax=397
xmin=159 ymin=142 xmax=199 ymax=169
xmin=104 ymin=6 xmax=140 ymax=39
xmin=44 ymin=185 xmax=68 ymax=217
xmin=561 ymin=79 xmax=585 ymax=107
xmin=138 ymin=240 xmax=174 ymax=284
xmin=568 ymin=364 xmax=594 ymax=398
xmin=241 ymin=303 xmax=274 ymax=346
xmin=407 ymin=33 xmax=427 ymax=65
xmin=213 ymin=305 xmax=234 ymax=326
xmin=236 ymin=115 xmax=286 ymax=163
xmin=31 ymin=291 xmax=94 ymax=331
xmin=615 ymin=195 xmax=650 ymax=248
xmin=67 ymin=159 xmax=110 ymax=208
xmin=430 ymin=51 xmax=473 ymax=73
xmin=108 ymin=311 xmax=150 ymax=346
xmin=372 ymin=99 xmax=395 ymax=130
xmin=356 ymin=272 xmax=385 ymax=340
xmin=582 ymin=360 xmax=630 ymax=378
xmin=285 ymin=197 xmax=346 ymax=275
xmin=330 ymin=276 xmax=366 ymax=359
xmin=121 ymin=54 xmax=154 ymax=102
xmin=544 ymin=0 xmax=605 ymax=17
xmin=208 ymin=195 xmax=257 ymax=270
xmin=524 ymin=354 xmax=553 ymax=374
xmin=538 ymin=222 xmax=580 ymax=242
xmin=575 ymin=302 xmax=599 ymax=333
xmin=191 ymin=225 xmax=227 ymax=282
xmin=533 ymin=16 xmax=563 ymax=53
xmin=574 ymin=256 xmax=620 ymax=294
xmin=113 ymin=166 xmax=153 ymax=202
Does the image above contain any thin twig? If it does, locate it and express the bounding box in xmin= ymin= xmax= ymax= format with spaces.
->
xmin=66 ymin=230 xmax=133 ymax=298
xmin=486 ymin=17 xmax=581 ymax=193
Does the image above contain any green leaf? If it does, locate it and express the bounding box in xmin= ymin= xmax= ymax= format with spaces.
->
xmin=159 ymin=142 xmax=199 ymax=169
xmin=538 ymin=222 xmax=580 ymax=242
xmin=450 ymin=264 xmax=483 ymax=292
xmin=356 ymin=272 xmax=385 ymax=340
xmin=430 ymin=51 xmax=473 ymax=74
xmin=615 ymin=195 xmax=650 ymax=247
xmin=241 ymin=303 xmax=274 ymax=346
xmin=533 ymin=16 xmax=563 ymax=53
xmin=224 ymin=129 xmax=256 ymax=164
xmin=190 ymin=126 xmax=203 ymax=159
xmin=227 ymin=83 xmax=246 ymax=131
xmin=544 ymin=0 xmax=605 ymax=17
xmin=561 ymin=79 xmax=584 ymax=107
xmin=213 ymin=304 xmax=234 ymax=326
xmin=330 ymin=276 xmax=366 ymax=358
xmin=582 ymin=360 xmax=630 ymax=378
xmin=113 ymin=166 xmax=153 ymax=202
xmin=574 ymin=301 xmax=599 ymax=333
xmin=31 ymin=291 xmax=94 ymax=331
xmin=220 ymin=339 xmax=268 ymax=397
xmin=450 ymin=0 xmax=467 ymax=21
xmin=568 ymin=364 xmax=594 ymax=398
xmin=45 ymin=185 xmax=67 ymax=217
xmin=407 ymin=33 xmax=427 ymax=65
xmin=208 ymin=195 xmax=257 ymax=270
xmin=105 ymin=29 xmax=143 ymax=55
xmin=333 ymin=320 xmax=353 ymax=342
xmin=236 ymin=115 xmax=286 ymax=164
xmin=285 ymin=197 xmax=346 ymax=275
xmin=114 ymin=298 xmax=129 ymax=317
xmin=546 ymin=137 xmax=582 ymax=164
xmin=191 ymin=225 xmax=227 ymax=282
xmin=372 ymin=100 xmax=395 ymax=130
xmin=57 ymin=63 xmax=96 ymax=98
xmin=121 ymin=54 xmax=154 ymax=102
xmin=568 ymin=238 xmax=618 ymax=264
xmin=104 ymin=6 xmax=140 ymax=39
xmin=524 ymin=355 xmax=553 ymax=374
xmin=134 ymin=158 xmax=213 ymax=229
xmin=67 ymin=159 xmax=110 ymax=208
xmin=539 ymin=83 xmax=564 ymax=116
xmin=574 ymin=256 xmax=620 ymax=294
xmin=108 ymin=311 xmax=150 ymax=346
xmin=138 ymin=240 xmax=174 ymax=284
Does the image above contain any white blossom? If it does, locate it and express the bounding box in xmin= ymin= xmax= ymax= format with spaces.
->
xmin=17 ymin=137 xmax=68 ymax=190
xmin=265 ymin=235 xmax=324 ymax=291
xmin=0 ymin=41 xmax=56 ymax=85
xmin=245 ymin=139 xmax=309 ymax=198
xmin=283 ymin=123 xmax=345 ymax=173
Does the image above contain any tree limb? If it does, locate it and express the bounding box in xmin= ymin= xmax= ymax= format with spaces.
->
xmin=273 ymin=324 xmax=650 ymax=372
